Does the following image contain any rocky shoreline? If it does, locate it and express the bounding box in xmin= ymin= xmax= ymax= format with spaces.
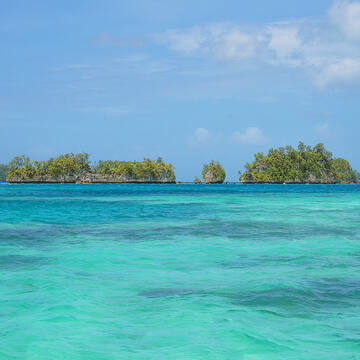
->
xmin=5 ymin=144 xmax=359 ymax=185
xmin=241 ymin=180 xmax=336 ymax=184
xmin=240 ymin=180 xmax=357 ymax=184
xmin=7 ymin=174 xmax=176 ymax=184
xmin=7 ymin=173 xmax=357 ymax=185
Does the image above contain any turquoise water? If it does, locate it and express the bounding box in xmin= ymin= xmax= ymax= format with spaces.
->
xmin=1 ymin=184 xmax=360 ymax=360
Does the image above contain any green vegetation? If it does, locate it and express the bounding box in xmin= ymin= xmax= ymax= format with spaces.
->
xmin=6 ymin=154 xmax=175 ymax=182
xmin=4 ymin=143 xmax=357 ymax=184
xmin=93 ymin=157 xmax=175 ymax=181
xmin=240 ymin=142 xmax=358 ymax=183
xmin=202 ymin=161 xmax=226 ymax=184
xmin=0 ymin=164 xmax=9 ymax=182
xmin=7 ymin=153 xmax=91 ymax=180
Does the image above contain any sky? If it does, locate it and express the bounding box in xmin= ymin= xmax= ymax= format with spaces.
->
xmin=1 ymin=0 xmax=360 ymax=181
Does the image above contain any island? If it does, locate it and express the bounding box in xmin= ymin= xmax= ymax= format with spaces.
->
xmin=6 ymin=154 xmax=176 ymax=184
xmin=3 ymin=143 xmax=359 ymax=184
xmin=201 ymin=161 xmax=226 ymax=184
xmin=240 ymin=142 xmax=358 ymax=184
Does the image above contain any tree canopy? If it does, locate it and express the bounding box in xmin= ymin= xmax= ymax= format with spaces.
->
xmin=201 ymin=161 xmax=226 ymax=184
xmin=92 ymin=157 xmax=175 ymax=181
xmin=7 ymin=153 xmax=91 ymax=180
xmin=240 ymin=142 xmax=358 ymax=183
xmin=6 ymin=154 xmax=175 ymax=182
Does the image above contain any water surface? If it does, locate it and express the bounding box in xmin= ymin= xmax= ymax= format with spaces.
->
xmin=1 ymin=184 xmax=360 ymax=359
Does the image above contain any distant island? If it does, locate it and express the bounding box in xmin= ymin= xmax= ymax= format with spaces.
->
xmin=6 ymin=154 xmax=176 ymax=183
xmin=2 ymin=142 xmax=359 ymax=184
xmin=200 ymin=161 xmax=226 ymax=184
xmin=240 ymin=142 xmax=358 ymax=184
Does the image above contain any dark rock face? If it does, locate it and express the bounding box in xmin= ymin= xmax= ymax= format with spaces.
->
xmin=204 ymin=171 xmax=223 ymax=184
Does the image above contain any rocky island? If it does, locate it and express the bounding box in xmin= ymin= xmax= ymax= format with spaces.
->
xmin=4 ymin=143 xmax=359 ymax=184
xmin=201 ymin=161 xmax=226 ymax=184
xmin=6 ymin=154 xmax=176 ymax=184
xmin=240 ymin=142 xmax=358 ymax=184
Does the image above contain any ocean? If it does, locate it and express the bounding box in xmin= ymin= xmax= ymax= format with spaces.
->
xmin=1 ymin=183 xmax=360 ymax=359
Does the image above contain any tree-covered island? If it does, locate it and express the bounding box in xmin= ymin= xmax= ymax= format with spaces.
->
xmin=240 ymin=142 xmax=358 ymax=184
xmin=6 ymin=154 xmax=176 ymax=183
xmin=202 ymin=161 xmax=226 ymax=184
xmin=3 ymin=143 xmax=358 ymax=184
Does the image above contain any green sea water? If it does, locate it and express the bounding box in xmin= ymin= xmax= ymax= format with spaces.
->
xmin=1 ymin=183 xmax=360 ymax=359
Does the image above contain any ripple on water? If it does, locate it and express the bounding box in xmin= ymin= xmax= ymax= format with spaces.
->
xmin=1 ymin=184 xmax=360 ymax=359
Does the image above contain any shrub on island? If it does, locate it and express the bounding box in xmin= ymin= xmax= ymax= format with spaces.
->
xmin=6 ymin=154 xmax=176 ymax=183
xmin=92 ymin=157 xmax=175 ymax=183
xmin=201 ymin=161 xmax=226 ymax=184
xmin=7 ymin=153 xmax=91 ymax=181
xmin=240 ymin=142 xmax=358 ymax=184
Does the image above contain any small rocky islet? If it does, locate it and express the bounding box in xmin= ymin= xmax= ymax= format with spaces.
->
xmin=3 ymin=142 xmax=359 ymax=184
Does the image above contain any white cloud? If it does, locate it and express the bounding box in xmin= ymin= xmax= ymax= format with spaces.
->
xmin=156 ymin=24 xmax=256 ymax=61
xmin=314 ymin=122 xmax=329 ymax=135
xmin=267 ymin=26 xmax=302 ymax=65
xmin=218 ymin=30 xmax=255 ymax=60
xmin=155 ymin=1 xmax=360 ymax=88
xmin=161 ymin=27 xmax=206 ymax=53
xmin=233 ymin=127 xmax=267 ymax=145
xmin=329 ymin=0 xmax=360 ymax=39
xmin=315 ymin=57 xmax=360 ymax=86
xmin=156 ymin=23 xmax=308 ymax=77
xmin=194 ymin=127 xmax=211 ymax=143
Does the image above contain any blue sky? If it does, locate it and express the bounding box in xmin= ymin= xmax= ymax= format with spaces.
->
xmin=1 ymin=0 xmax=360 ymax=181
